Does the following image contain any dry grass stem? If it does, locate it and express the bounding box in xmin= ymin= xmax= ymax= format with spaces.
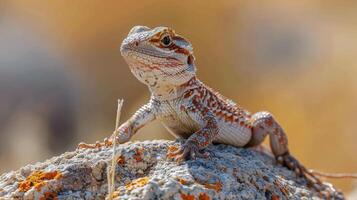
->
xmin=107 ymin=99 xmax=124 ymax=200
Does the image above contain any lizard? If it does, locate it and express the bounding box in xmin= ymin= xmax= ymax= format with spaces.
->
xmin=78 ymin=26 xmax=353 ymax=198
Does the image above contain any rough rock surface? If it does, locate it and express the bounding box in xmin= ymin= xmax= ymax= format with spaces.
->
xmin=0 ymin=140 xmax=344 ymax=200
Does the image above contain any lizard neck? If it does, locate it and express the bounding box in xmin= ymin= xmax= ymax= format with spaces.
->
xmin=149 ymin=77 xmax=198 ymax=101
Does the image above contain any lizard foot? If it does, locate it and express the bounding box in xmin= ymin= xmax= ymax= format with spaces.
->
xmin=77 ymin=122 xmax=132 ymax=149
xmin=276 ymin=152 xmax=342 ymax=199
xmin=167 ymin=141 xmax=209 ymax=161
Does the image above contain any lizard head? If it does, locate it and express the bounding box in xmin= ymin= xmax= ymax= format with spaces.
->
xmin=120 ymin=26 xmax=196 ymax=88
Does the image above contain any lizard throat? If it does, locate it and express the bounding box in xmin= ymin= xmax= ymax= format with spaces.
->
xmin=148 ymin=77 xmax=197 ymax=101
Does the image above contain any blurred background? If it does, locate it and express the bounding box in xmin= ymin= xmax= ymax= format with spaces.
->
xmin=0 ymin=0 xmax=356 ymax=194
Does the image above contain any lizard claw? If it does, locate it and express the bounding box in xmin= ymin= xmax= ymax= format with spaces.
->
xmin=167 ymin=141 xmax=208 ymax=161
xmin=276 ymin=152 xmax=341 ymax=199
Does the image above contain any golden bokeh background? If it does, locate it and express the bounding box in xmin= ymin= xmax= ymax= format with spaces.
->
xmin=0 ymin=0 xmax=356 ymax=194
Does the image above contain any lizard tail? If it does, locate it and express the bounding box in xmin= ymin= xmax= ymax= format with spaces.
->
xmin=309 ymin=169 xmax=357 ymax=179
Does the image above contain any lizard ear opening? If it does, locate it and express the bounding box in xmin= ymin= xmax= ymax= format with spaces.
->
xmin=187 ymin=55 xmax=194 ymax=66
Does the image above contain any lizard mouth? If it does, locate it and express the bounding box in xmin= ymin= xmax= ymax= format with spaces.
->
xmin=120 ymin=46 xmax=185 ymax=66
xmin=121 ymin=46 xmax=178 ymax=61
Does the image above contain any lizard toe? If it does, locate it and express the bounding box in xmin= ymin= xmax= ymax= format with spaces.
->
xmin=167 ymin=141 xmax=204 ymax=161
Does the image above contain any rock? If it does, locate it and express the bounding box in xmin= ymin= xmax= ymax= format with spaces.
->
xmin=0 ymin=140 xmax=344 ymax=200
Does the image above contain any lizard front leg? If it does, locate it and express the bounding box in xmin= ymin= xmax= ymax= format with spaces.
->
xmin=78 ymin=102 xmax=156 ymax=149
xmin=168 ymin=100 xmax=219 ymax=161
xmin=246 ymin=111 xmax=331 ymax=195
xmin=111 ymin=102 xmax=156 ymax=144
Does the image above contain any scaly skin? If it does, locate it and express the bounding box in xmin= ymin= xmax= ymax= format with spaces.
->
xmin=79 ymin=26 xmax=342 ymax=198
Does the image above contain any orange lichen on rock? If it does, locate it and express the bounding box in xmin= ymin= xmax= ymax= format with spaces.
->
xmin=177 ymin=177 xmax=189 ymax=185
xmin=180 ymin=193 xmax=195 ymax=200
xmin=117 ymin=155 xmax=126 ymax=165
xmin=133 ymin=148 xmax=143 ymax=162
xmin=125 ymin=177 xmax=149 ymax=191
xmin=166 ymin=145 xmax=179 ymax=158
xmin=271 ymin=194 xmax=280 ymax=200
xmin=168 ymin=145 xmax=179 ymax=152
xmin=203 ymin=181 xmax=222 ymax=192
xmin=194 ymin=178 xmax=222 ymax=192
xmin=18 ymin=170 xmax=62 ymax=192
xmin=199 ymin=193 xmax=211 ymax=200
xmin=39 ymin=191 xmax=58 ymax=200
xmin=274 ymin=180 xmax=289 ymax=197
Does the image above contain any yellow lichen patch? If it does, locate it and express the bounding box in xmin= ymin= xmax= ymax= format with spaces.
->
xmin=39 ymin=191 xmax=58 ymax=200
xmin=203 ymin=181 xmax=222 ymax=192
xmin=125 ymin=177 xmax=149 ymax=191
xmin=112 ymin=190 xmax=120 ymax=198
xmin=34 ymin=182 xmax=46 ymax=191
xmin=180 ymin=193 xmax=195 ymax=200
xmin=199 ymin=193 xmax=211 ymax=200
xmin=107 ymin=188 xmax=121 ymax=199
xmin=18 ymin=170 xmax=62 ymax=192
xmin=117 ymin=155 xmax=126 ymax=165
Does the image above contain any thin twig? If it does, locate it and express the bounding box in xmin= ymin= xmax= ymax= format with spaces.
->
xmin=107 ymin=99 xmax=124 ymax=200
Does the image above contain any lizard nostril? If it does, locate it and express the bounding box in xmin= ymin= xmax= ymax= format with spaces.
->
xmin=134 ymin=41 xmax=139 ymax=47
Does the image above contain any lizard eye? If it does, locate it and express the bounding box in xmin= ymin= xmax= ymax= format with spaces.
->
xmin=160 ymin=35 xmax=172 ymax=47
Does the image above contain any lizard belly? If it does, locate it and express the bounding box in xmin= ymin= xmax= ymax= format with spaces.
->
xmin=159 ymin=112 xmax=252 ymax=147
xmin=159 ymin=114 xmax=200 ymax=139
xmin=214 ymin=120 xmax=252 ymax=147
xmin=156 ymin=101 xmax=200 ymax=139
xmin=156 ymin=99 xmax=252 ymax=147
